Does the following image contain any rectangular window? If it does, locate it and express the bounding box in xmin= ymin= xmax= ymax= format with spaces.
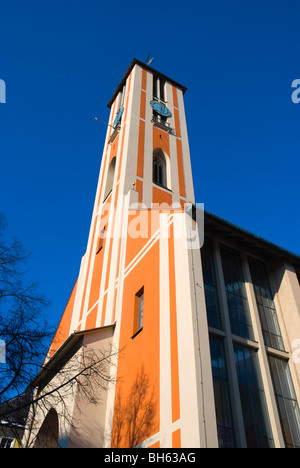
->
xmin=133 ymin=287 xmax=144 ymax=336
xmin=234 ymin=344 xmax=274 ymax=448
xmin=201 ymin=238 xmax=222 ymax=329
xmin=151 ymin=74 xmax=168 ymax=126
xmin=160 ymin=78 xmax=166 ymax=102
xmin=138 ymin=290 xmax=144 ymax=331
xmin=152 ymin=74 xmax=165 ymax=102
xmin=209 ymin=336 xmax=235 ymax=447
xmin=0 ymin=437 xmax=14 ymax=448
xmin=220 ymin=245 xmax=254 ymax=340
xmin=268 ymin=356 xmax=300 ymax=448
xmin=248 ymin=256 xmax=284 ymax=351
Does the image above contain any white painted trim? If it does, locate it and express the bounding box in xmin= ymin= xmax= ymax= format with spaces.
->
xmin=172 ymin=213 xmax=202 ymax=448
xmin=159 ymin=212 xmax=173 ymax=448
xmin=177 ymin=90 xmax=195 ymax=204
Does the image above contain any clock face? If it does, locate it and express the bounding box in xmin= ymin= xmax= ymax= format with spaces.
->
xmin=113 ymin=107 xmax=124 ymax=127
xmin=150 ymin=100 xmax=172 ymax=118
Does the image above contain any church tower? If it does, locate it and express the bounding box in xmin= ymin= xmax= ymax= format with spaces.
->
xmin=23 ymin=58 xmax=300 ymax=450
xmin=35 ymin=59 xmax=218 ymax=448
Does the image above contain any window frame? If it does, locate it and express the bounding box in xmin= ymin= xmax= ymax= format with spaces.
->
xmin=205 ymin=236 xmax=300 ymax=448
xmin=132 ymin=287 xmax=144 ymax=338
xmin=103 ymin=157 xmax=116 ymax=201
xmin=0 ymin=437 xmax=15 ymax=448
xmin=152 ymin=148 xmax=170 ymax=190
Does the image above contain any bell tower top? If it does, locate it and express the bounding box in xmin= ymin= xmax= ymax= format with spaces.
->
xmin=101 ymin=57 xmax=195 ymax=209
xmin=107 ymin=58 xmax=187 ymax=109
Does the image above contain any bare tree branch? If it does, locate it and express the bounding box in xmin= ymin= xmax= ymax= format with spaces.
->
xmin=0 ymin=212 xmax=52 ymax=405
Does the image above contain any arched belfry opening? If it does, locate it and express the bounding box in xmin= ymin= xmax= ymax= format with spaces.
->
xmin=152 ymin=148 xmax=170 ymax=189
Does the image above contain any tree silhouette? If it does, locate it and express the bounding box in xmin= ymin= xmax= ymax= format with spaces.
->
xmin=0 ymin=212 xmax=51 ymax=403
xmin=111 ymin=366 xmax=157 ymax=448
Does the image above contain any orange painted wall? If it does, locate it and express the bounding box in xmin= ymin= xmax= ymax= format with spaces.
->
xmin=152 ymin=186 xmax=173 ymax=206
xmin=136 ymin=120 xmax=145 ymax=179
xmin=87 ymin=236 xmax=106 ymax=312
xmin=172 ymin=429 xmax=181 ymax=448
xmin=48 ymin=279 xmax=78 ymax=358
xmin=125 ymin=209 xmax=160 ymax=268
xmin=153 ymin=126 xmax=170 ymax=156
xmin=85 ymin=303 xmax=98 ymax=330
xmin=111 ymin=241 xmax=160 ymax=447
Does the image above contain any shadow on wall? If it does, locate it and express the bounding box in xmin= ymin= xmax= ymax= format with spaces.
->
xmin=33 ymin=408 xmax=59 ymax=448
xmin=111 ymin=366 xmax=157 ymax=448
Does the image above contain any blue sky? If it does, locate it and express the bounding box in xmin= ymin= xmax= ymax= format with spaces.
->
xmin=1 ymin=0 xmax=300 ymax=329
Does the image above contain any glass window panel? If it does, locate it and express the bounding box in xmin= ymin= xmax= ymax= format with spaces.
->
xmin=138 ymin=292 xmax=144 ymax=330
xmin=153 ymin=151 xmax=167 ymax=187
xmin=0 ymin=437 xmax=14 ymax=448
xmin=160 ymin=78 xmax=165 ymax=102
xmin=234 ymin=344 xmax=274 ymax=448
xmin=268 ymin=356 xmax=300 ymax=448
xmin=201 ymin=238 xmax=222 ymax=329
xmin=248 ymin=257 xmax=285 ymax=351
xmin=209 ymin=336 xmax=235 ymax=448
xmin=220 ymin=245 xmax=254 ymax=340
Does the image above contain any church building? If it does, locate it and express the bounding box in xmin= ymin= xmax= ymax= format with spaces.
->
xmin=23 ymin=59 xmax=300 ymax=449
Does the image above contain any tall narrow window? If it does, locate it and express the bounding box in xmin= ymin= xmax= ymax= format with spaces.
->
xmin=210 ymin=336 xmax=235 ymax=448
xmin=268 ymin=356 xmax=300 ymax=448
xmin=248 ymin=257 xmax=284 ymax=351
xmin=153 ymin=157 xmax=164 ymax=186
xmin=160 ymin=78 xmax=166 ymax=102
xmin=220 ymin=245 xmax=254 ymax=340
xmin=201 ymin=238 xmax=222 ymax=329
xmin=138 ymin=290 xmax=144 ymax=331
xmin=103 ymin=157 xmax=116 ymax=201
xmin=133 ymin=287 xmax=144 ymax=336
xmin=234 ymin=344 xmax=274 ymax=448
xmin=152 ymin=74 xmax=165 ymax=102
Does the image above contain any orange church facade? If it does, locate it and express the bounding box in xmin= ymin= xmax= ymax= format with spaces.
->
xmin=23 ymin=59 xmax=300 ymax=449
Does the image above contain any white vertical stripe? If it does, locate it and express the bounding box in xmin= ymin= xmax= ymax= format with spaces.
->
xmin=69 ymin=253 xmax=87 ymax=334
xmin=102 ymin=190 xmax=132 ymax=447
xmin=159 ymin=212 xmax=172 ymax=448
xmin=176 ymin=90 xmax=195 ymax=204
xmin=173 ymin=213 xmax=201 ymax=447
